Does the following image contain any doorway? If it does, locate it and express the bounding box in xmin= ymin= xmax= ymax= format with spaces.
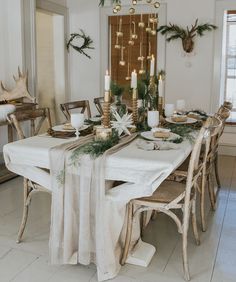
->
xmin=36 ymin=8 xmax=66 ymax=124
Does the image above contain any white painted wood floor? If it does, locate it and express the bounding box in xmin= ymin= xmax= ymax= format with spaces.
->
xmin=0 ymin=155 xmax=235 ymax=282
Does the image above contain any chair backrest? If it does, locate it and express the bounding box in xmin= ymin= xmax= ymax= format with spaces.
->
xmin=206 ymin=116 xmax=223 ymax=160
xmin=60 ymin=100 xmax=91 ymax=120
xmin=216 ymin=105 xmax=231 ymax=121
xmin=9 ymin=108 xmax=52 ymax=140
xmin=223 ymin=101 xmax=233 ymax=110
xmin=93 ymin=97 xmax=104 ymax=116
xmin=182 ymin=118 xmax=212 ymax=213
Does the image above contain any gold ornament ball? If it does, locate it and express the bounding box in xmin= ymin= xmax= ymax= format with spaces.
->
xmin=154 ymin=1 xmax=160 ymax=8
xmin=113 ymin=7 xmax=118 ymax=14
xmin=129 ymin=7 xmax=135 ymax=14
xmin=115 ymin=4 xmax=121 ymax=11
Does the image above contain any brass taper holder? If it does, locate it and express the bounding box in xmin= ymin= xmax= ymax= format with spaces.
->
xmin=132 ymin=88 xmax=138 ymax=125
xmin=102 ymin=91 xmax=111 ymax=128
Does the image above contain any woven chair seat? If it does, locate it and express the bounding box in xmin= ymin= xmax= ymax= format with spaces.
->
xmin=137 ymin=180 xmax=186 ymax=204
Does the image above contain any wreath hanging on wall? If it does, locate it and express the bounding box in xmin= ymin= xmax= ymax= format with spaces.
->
xmin=66 ymin=29 xmax=94 ymax=59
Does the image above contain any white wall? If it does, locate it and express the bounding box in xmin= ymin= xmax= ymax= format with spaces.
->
xmin=0 ymin=0 xmax=23 ymax=150
xmin=67 ymin=0 xmax=100 ymax=114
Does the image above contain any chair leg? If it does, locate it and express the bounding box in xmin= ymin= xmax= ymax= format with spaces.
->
xmin=17 ymin=179 xmax=30 ymax=243
xmin=214 ymin=153 xmax=221 ymax=189
xmin=182 ymin=204 xmax=191 ymax=281
xmin=207 ymin=174 xmax=216 ymax=211
xmin=141 ymin=211 xmax=147 ymax=237
xmin=200 ymin=173 xmax=207 ymax=232
xmin=191 ymin=196 xmax=200 ymax=245
xmin=120 ymin=202 xmax=134 ymax=265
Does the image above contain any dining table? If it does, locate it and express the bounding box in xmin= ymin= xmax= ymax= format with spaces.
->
xmin=3 ymin=131 xmax=193 ymax=281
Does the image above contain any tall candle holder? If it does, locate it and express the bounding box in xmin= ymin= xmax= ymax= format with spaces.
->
xmin=132 ymin=88 xmax=138 ymax=125
xmin=102 ymin=91 xmax=111 ymax=128
xmin=158 ymin=96 xmax=164 ymax=117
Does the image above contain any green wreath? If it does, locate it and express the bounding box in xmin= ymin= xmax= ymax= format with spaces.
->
xmin=66 ymin=29 xmax=94 ymax=59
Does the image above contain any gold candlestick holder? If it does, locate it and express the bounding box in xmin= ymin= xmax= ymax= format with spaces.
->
xmin=102 ymin=91 xmax=111 ymax=128
xmin=132 ymin=88 xmax=138 ymax=125
xmin=158 ymin=96 xmax=164 ymax=118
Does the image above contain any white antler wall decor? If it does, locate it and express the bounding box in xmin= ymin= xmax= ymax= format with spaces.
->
xmin=0 ymin=67 xmax=35 ymax=102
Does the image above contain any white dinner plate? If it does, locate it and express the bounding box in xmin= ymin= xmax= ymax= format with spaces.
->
xmin=52 ymin=124 xmax=89 ymax=132
xmin=165 ymin=117 xmax=198 ymax=124
xmin=89 ymin=117 xmax=101 ymax=122
xmin=141 ymin=131 xmax=180 ymax=142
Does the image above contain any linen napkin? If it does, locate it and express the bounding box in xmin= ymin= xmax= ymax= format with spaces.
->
xmin=137 ymin=139 xmax=179 ymax=151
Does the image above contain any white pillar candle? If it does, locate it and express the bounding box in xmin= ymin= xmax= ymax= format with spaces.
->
xmin=176 ymin=99 xmax=186 ymax=111
xmin=158 ymin=76 xmax=164 ymax=97
xmin=105 ymin=70 xmax=110 ymax=91
xmin=150 ymin=55 xmax=155 ymax=76
xmin=131 ymin=70 xmax=137 ymax=89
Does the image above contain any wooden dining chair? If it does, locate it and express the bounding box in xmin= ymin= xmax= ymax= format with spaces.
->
xmin=94 ymin=97 xmax=104 ymax=116
xmin=212 ymin=105 xmax=231 ymax=190
xmin=60 ymin=100 xmax=91 ymax=120
xmin=223 ymin=101 xmax=233 ymax=110
xmin=8 ymin=108 xmax=52 ymax=243
xmin=121 ymin=120 xmax=212 ymax=281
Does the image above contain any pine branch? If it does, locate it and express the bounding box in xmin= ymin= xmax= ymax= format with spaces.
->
xmin=196 ymin=24 xmax=217 ymax=37
xmin=67 ymin=29 xmax=94 ymax=59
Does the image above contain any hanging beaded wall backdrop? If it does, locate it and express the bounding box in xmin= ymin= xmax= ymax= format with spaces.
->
xmin=109 ymin=14 xmax=158 ymax=100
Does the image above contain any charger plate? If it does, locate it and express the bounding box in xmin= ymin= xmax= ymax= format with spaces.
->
xmin=165 ymin=117 xmax=197 ymax=124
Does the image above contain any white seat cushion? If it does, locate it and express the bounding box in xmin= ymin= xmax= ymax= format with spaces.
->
xmin=0 ymin=104 xmax=16 ymax=122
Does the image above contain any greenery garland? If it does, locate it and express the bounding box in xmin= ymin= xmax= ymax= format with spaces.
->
xmin=70 ymin=131 xmax=119 ymax=164
xmin=67 ymin=29 xmax=94 ymax=59
xmin=164 ymin=123 xmax=201 ymax=143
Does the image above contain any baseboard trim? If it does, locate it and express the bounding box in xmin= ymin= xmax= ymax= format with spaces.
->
xmin=219 ymin=145 xmax=236 ymax=156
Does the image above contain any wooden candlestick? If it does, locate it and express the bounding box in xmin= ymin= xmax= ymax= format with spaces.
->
xmin=158 ymin=97 xmax=164 ymax=122
xmin=132 ymin=88 xmax=138 ymax=125
xmin=102 ymin=101 xmax=111 ymax=128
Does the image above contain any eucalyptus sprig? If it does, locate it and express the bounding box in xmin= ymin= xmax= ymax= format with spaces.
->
xmin=67 ymin=29 xmax=94 ymax=59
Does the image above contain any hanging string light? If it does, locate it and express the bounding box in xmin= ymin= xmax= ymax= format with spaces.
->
xmin=106 ymin=0 xmax=161 ymax=15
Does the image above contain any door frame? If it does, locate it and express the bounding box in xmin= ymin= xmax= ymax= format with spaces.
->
xmin=21 ymin=0 xmax=70 ymax=102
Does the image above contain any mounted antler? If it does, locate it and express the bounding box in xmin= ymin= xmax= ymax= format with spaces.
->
xmin=157 ymin=19 xmax=217 ymax=53
xmin=0 ymin=67 xmax=35 ymax=102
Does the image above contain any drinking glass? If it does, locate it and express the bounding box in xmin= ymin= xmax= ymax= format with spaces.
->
xmin=148 ymin=110 xmax=159 ymax=129
xmin=71 ymin=113 xmax=84 ymax=139
xmin=176 ymin=99 xmax=186 ymax=111
xmin=165 ymin=104 xmax=175 ymax=117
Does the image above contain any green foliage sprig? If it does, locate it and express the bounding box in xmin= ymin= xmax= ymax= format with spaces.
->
xmin=164 ymin=124 xmax=200 ymax=143
xmin=99 ymin=0 xmax=120 ymax=6
xmin=110 ymin=81 xmax=125 ymax=97
xmin=67 ymin=29 xmax=94 ymax=59
xmin=70 ymin=131 xmax=119 ymax=164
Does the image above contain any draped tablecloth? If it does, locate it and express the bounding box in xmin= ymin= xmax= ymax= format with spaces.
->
xmin=3 ymin=134 xmax=192 ymax=281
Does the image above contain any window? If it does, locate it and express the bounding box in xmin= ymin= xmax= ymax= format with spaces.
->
xmin=224 ymin=11 xmax=236 ymax=111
